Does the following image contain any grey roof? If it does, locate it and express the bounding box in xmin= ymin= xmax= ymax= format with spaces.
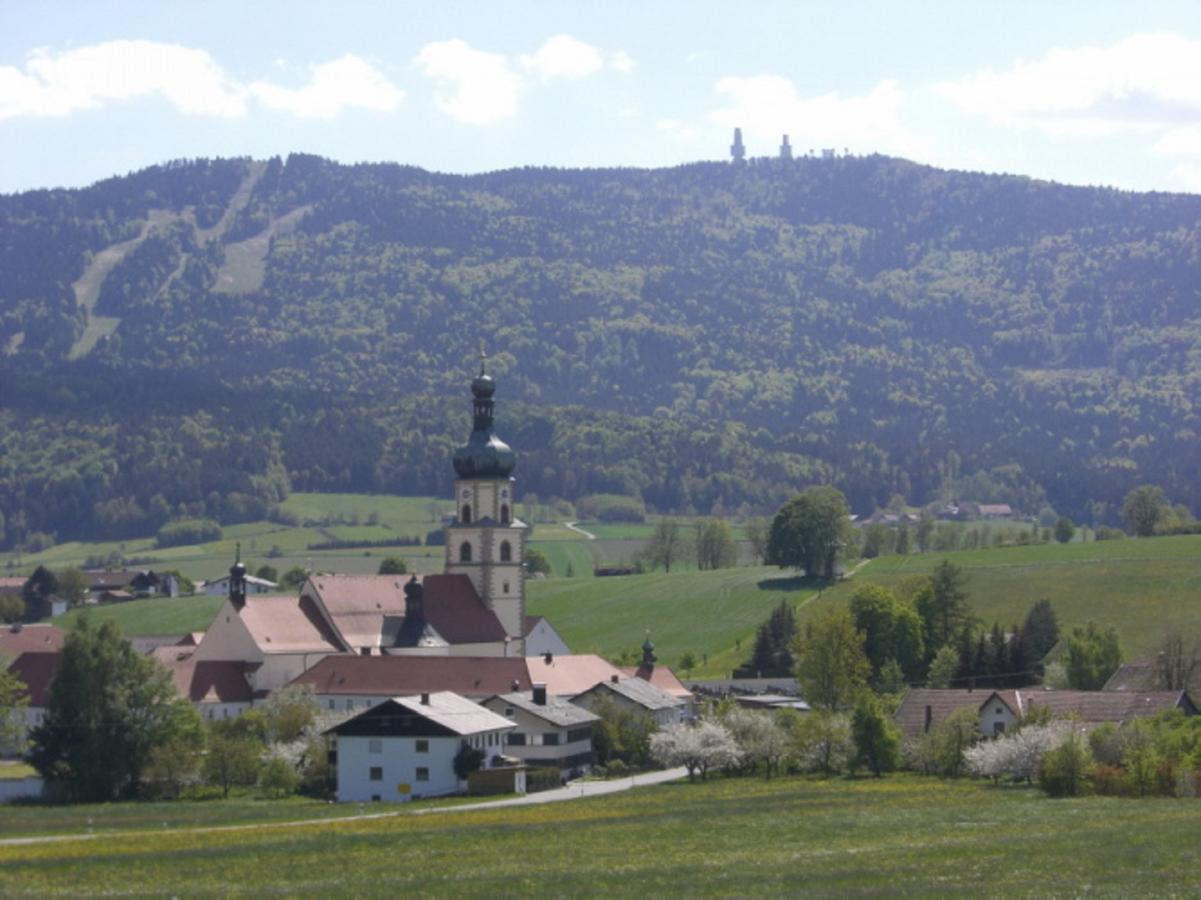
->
xmin=581 ymin=677 xmax=684 ymax=711
xmin=489 ymin=692 xmax=601 ymax=727
xmin=392 ymin=691 xmax=516 ymax=735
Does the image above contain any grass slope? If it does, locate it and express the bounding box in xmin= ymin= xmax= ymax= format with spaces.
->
xmin=527 ymin=566 xmax=811 ymax=673
xmin=1 ymin=776 xmax=1199 ymax=895
xmin=846 ymin=534 xmax=1201 ymax=658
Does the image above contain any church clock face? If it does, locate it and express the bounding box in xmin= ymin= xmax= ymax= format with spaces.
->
xmin=461 ymin=489 xmax=470 ymax=498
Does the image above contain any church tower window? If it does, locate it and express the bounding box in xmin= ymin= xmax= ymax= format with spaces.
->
xmin=460 ymin=542 xmax=473 ymax=563
xmin=499 ymin=540 xmax=512 ymax=562
xmin=500 ymin=504 xmax=510 ymax=524
xmin=461 ymin=504 xmax=472 ymax=524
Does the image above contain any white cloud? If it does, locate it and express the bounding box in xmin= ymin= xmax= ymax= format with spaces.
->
xmin=0 ymin=41 xmax=405 ymax=122
xmin=656 ymin=117 xmax=699 ymax=140
xmin=707 ymin=76 xmax=927 ymax=158
xmin=1155 ymin=127 xmax=1201 ymax=157
xmin=413 ymin=39 xmax=520 ymax=124
xmin=935 ymin=33 xmax=1201 ymax=135
xmin=609 ymin=51 xmax=635 ymax=74
xmin=520 ymin=34 xmax=604 ymax=79
xmin=1169 ymin=164 xmax=1201 ymax=192
xmin=250 ymin=55 xmax=403 ymax=119
xmin=0 ymin=40 xmax=246 ymax=119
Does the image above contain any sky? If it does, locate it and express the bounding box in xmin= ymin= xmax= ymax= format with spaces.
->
xmin=3 ymin=1 xmax=1201 ymax=195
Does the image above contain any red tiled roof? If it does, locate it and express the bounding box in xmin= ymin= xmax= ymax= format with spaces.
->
xmin=239 ymin=594 xmax=345 ymax=654
xmin=422 ymin=574 xmax=508 ymax=644
xmin=620 ymin=664 xmax=694 ymax=700
xmin=0 ymin=624 xmax=65 ymax=660
xmin=526 ymin=654 xmax=624 ymax=696
xmin=289 ymin=655 xmax=532 ymax=698
xmin=1018 ymin=689 xmax=1194 ymax=722
xmin=6 ymin=651 xmax=59 ymax=707
xmin=305 ymin=573 xmax=507 ymax=649
xmin=156 ymin=656 xmax=254 ymax=704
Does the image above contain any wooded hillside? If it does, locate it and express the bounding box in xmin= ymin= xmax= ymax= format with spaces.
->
xmin=2 ymin=153 xmax=1199 ymax=548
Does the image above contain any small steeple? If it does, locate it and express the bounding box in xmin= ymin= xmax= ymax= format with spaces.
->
xmin=730 ymin=127 xmax=746 ymax=165
xmin=779 ymin=134 xmax=793 ymax=160
xmin=229 ymin=543 xmax=247 ymax=610
xmin=641 ymin=632 xmax=657 ymax=668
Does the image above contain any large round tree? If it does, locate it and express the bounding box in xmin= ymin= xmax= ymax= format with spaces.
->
xmin=766 ymin=486 xmax=855 ymax=579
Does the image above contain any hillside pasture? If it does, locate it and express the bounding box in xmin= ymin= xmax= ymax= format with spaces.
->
xmin=1 ymin=776 xmax=1198 ymax=895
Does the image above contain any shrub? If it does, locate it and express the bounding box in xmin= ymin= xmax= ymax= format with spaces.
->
xmin=526 ymin=767 xmax=562 ymax=793
xmin=1039 ymin=732 xmax=1092 ymax=797
xmin=257 ymin=756 xmax=300 ymax=798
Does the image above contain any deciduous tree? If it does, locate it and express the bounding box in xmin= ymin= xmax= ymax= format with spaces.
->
xmin=766 ymin=486 xmax=854 ymax=579
xmin=1065 ymin=621 xmax=1122 ymax=690
xmin=793 ymin=608 xmax=870 ymax=711
xmin=1121 ymin=485 xmax=1168 ymax=537
xmin=30 ymin=616 xmax=203 ymax=800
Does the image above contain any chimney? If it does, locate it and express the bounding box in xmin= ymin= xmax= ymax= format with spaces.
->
xmin=532 ymin=683 xmax=547 ymax=706
xmin=610 ymin=674 xmax=619 ymax=684
xmin=924 ymin=705 xmax=933 ymax=733
xmin=510 ymin=679 xmax=520 ymax=692
xmin=420 ymin=692 xmax=430 ymax=706
xmin=543 ymin=651 xmax=553 ymax=665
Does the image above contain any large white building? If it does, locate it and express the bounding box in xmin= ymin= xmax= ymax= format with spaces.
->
xmin=325 ymin=691 xmax=515 ymax=803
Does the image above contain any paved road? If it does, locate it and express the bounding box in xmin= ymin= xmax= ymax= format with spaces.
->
xmin=0 ymin=768 xmax=688 ymax=847
xmin=563 ymin=521 xmax=597 ymax=540
xmin=412 ymin=767 xmax=688 ymax=814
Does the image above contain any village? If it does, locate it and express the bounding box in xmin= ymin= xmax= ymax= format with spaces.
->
xmin=2 ymin=362 xmax=1196 ymax=809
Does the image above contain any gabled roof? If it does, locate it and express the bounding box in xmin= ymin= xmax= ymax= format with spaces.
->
xmin=289 ymin=655 xmax=532 ymax=698
xmin=155 ymin=654 xmax=254 ymax=704
xmin=894 ymin=689 xmax=1016 ymax=738
xmin=6 ymin=651 xmax=59 ymax=706
xmin=525 ymin=653 xmax=624 ymax=696
xmin=325 ymin=692 xmax=515 ymax=738
xmin=620 ymin=664 xmax=694 ymax=701
xmin=421 ymin=574 xmax=508 ymax=644
xmin=303 ymin=573 xmax=507 ymax=651
xmin=239 ymin=594 xmax=345 ymax=654
xmin=486 ymin=691 xmax=601 ymax=727
xmin=1018 ymin=689 xmax=1196 ymax=722
xmin=0 ymin=624 xmax=64 ymax=660
xmin=577 ymin=677 xmax=685 ymax=711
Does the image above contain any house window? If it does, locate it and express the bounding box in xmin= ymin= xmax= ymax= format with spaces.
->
xmin=369 ymin=739 xmax=382 ymax=754
xmin=416 ymin=767 xmax=429 ymax=782
xmin=328 ymin=699 xmax=335 ymax=710
xmin=461 ymin=504 xmax=472 ymax=524
xmin=504 ymin=707 xmax=515 ymax=717
xmin=346 ymin=699 xmax=354 ymax=710
xmin=499 ymin=541 xmax=512 ymax=562
xmin=507 ymin=733 xmax=527 ymax=746
xmin=369 ymin=767 xmax=383 ymax=781
xmin=416 ymin=739 xmax=429 ymax=753
xmin=460 ymin=542 xmax=473 ymax=563
xmin=543 ymin=733 xmax=560 ymax=746
xmin=567 ymin=728 xmax=592 ymax=743
xmin=994 ymin=722 xmax=1006 ymax=736
xmin=500 ymin=504 xmax=510 ymax=525
xmin=503 ymin=582 xmax=510 ymax=594
xmin=371 ymin=794 xmax=381 ymax=802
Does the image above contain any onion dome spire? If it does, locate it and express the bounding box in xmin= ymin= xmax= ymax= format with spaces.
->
xmin=453 ymin=346 xmax=516 ymax=479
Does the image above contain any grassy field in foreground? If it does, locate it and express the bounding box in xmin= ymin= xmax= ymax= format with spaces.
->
xmin=1 ymin=776 xmax=1199 ymax=895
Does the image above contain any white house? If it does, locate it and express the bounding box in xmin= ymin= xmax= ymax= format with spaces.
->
xmin=325 ymin=691 xmax=516 ymax=803
xmin=202 ymin=574 xmax=278 ymax=596
xmin=481 ymin=685 xmax=599 ymax=777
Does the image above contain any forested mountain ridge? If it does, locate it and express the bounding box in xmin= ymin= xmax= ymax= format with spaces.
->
xmin=2 ymin=153 xmax=1199 ymax=549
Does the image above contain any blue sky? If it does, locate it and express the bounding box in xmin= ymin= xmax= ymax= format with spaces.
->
xmin=3 ymin=1 xmax=1201 ymax=194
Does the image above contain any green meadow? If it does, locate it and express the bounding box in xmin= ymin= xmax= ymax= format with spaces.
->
xmin=1 ymin=776 xmax=1199 ymax=895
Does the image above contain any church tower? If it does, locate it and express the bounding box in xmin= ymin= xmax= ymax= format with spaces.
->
xmin=444 ymin=353 xmax=528 ymax=645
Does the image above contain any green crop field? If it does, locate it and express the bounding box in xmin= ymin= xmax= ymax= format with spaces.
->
xmin=1 ymin=776 xmax=1199 ymax=895
xmin=55 ymin=594 xmax=226 ymax=636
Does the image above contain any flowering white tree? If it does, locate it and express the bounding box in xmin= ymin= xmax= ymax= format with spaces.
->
xmin=964 ymin=722 xmax=1073 ymax=783
xmin=720 ymin=707 xmax=793 ymax=777
xmin=650 ymin=721 xmax=742 ymax=782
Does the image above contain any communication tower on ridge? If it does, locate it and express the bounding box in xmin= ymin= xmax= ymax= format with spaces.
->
xmin=730 ymin=127 xmax=746 ymax=164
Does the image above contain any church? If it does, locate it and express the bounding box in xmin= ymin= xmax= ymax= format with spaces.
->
xmin=188 ymin=358 xmax=545 ymax=696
